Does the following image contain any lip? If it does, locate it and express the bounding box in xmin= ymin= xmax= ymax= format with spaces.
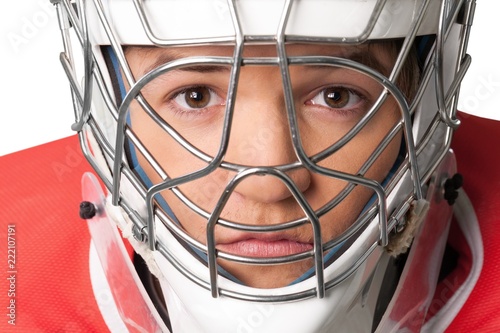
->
xmin=216 ymin=237 xmax=313 ymax=258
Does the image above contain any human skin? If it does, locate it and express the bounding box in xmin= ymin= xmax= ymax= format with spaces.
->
xmin=123 ymin=43 xmax=403 ymax=288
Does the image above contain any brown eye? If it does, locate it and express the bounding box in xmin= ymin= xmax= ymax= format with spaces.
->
xmin=308 ymin=86 xmax=363 ymax=111
xmin=172 ymin=86 xmax=224 ymax=113
xmin=185 ymin=86 xmax=211 ymax=108
xmin=323 ymin=87 xmax=350 ymax=108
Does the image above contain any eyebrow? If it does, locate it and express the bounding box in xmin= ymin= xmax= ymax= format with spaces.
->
xmin=307 ymin=43 xmax=392 ymax=75
xmin=343 ymin=50 xmax=390 ymax=76
xmin=139 ymin=51 xmax=231 ymax=77
xmin=134 ymin=44 xmax=392 ymax=78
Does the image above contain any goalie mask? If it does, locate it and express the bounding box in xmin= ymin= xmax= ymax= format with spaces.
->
xmin=52 ymin=0 xmax=475 ymax=332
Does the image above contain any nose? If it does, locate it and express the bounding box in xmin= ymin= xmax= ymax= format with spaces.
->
xmin=226 ymin=91 xmax=311 ymax=204
xmin=234 ymin=168 xmax=311 ymax=204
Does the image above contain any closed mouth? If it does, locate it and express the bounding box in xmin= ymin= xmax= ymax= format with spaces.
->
xmin=216 ymin=236 xmax=314 ymax=258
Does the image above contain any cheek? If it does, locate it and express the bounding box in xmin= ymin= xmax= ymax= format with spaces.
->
xmin=310 ymin=135 xmax=401 ymax=240
xmin=130 ymin=101 xmax=219 ymax=181
xmin=361 ymin=102 xmax=403 ymax=182
xmin=131 ymin=109 xmax=230 ymax=227
xmin=314 ymin=99 xmax=401 ymax=178
xmin=159 ymin=168 xmax=234 ymax=244
xmin=309 ymin=104 xmax=402 ymax=235
xmin=129 ymin=99 xmax=233 ymax=243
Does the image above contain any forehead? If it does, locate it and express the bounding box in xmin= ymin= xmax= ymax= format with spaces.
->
xmin=124 ymin=41 xmax=397 ymax=76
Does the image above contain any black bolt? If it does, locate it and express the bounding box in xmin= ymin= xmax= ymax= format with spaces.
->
xmin=443 ymin=173 xmax=463 ymax=205
xmin=79 ymin=201 xmax=97 ymax=219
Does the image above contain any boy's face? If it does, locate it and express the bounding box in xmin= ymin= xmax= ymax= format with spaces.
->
xmin=124 ymin=43 xmax=402 ymax=288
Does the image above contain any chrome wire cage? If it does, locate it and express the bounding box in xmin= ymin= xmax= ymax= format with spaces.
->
xmin=52 ymin=0 xmax=475 ymax=302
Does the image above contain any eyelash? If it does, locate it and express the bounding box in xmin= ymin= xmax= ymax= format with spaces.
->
xmin=306 ymin=86 xmax=367 ymax=113
xmin=166 ymin=86 xmax=225 ymax=115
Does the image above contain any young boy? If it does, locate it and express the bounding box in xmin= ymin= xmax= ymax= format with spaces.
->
xmin=19 ymin=0 xmax=492 ymax=331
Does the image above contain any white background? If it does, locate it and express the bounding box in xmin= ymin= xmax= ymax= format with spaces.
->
xmin=1 ymin=0 xmax=499 ymax=156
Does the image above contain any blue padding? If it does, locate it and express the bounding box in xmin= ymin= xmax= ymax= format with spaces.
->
xmin=104 ymin=46 xmax=139 ymax=170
